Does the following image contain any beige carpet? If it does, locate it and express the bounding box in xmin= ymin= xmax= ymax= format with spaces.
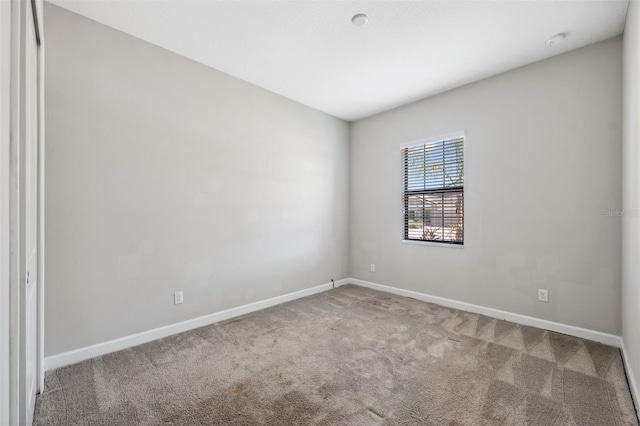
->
xmin=35 ymin=285 xmax=638 ymax=425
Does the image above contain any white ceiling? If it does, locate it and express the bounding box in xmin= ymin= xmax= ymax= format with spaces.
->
xmin=48 ymin=0 xmax=629 ymax=121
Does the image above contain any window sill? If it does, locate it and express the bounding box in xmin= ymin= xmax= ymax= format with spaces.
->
xmin=402 ymin=240 xmax=464 ymax=249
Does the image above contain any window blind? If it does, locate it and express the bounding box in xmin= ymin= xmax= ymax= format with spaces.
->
xmin=403 ymin=136 xmax=464 ymax=244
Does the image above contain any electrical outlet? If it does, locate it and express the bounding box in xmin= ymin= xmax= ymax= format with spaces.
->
xmin=538 ymin=289 xmax=549 ymax=302
xmin=370 ymin=264 xmax=376 ymax=273
xmin=174 ymin=291 xmax=184 ymax=305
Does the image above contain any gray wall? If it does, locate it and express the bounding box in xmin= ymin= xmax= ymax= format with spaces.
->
xmin=44 ymin=4 xmax=349 ymax=356
xmin=622 ymin=0 xmax=640 ymax=404
xmin=45 ymin=1 xmax=626 ymax=359
xmin=350 ymin=38 xmax=623 ymax=335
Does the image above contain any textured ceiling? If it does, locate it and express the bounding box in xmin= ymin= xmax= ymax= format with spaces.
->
xmin=48 ymin=0 xmax=629 ymax=121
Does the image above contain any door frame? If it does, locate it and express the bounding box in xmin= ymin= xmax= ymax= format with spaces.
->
xmin=1 ymin=0 xmax=45 ymax=424
xmin=7 ymin=0 xmax=22 ymax=422
xmin=1 ymin=0 xmax=14 ymax=425
xmin=36 ymin=0 xmax=45 ymax=397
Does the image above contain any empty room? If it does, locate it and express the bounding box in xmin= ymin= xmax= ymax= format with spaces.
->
xmin=2 ymin=0 xmax=640 ymax=424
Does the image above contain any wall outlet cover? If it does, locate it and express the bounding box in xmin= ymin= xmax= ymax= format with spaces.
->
xmin=538 ymin=289 xmax=549 ymax=302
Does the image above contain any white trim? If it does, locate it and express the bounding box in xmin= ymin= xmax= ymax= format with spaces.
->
xmin=36 ymin=0 xmax=44 ymax=393
xmin=344 ymin=278 xmax=622 ymax=347
xmin=399 ymin=131 xmax=465 ymax=150
xmin=9 ymin=0 xmax=22 ymax=423
xmin=0 ymin=1 xmax=12 ymax=424
xmin=45 ymin=280 xmax=350 ymax=371
xmin=621 ymin=338 xmax=640 ymax=421
xmin=402 ymin=240 xmax=464 ymax=249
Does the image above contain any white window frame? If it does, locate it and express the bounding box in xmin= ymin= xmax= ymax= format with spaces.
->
xmin=400 ymin=131 xmax=465 ymax=247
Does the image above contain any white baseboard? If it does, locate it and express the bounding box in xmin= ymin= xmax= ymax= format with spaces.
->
xmin=621 ymin=338 xmax=640 ymax=420
xmin=343 ymin=278 xmax=622 ymax=347
xmin=45 ymin=277 xmax=622 ymax=372
xmin=45 ymin=279 xmax=350 ymax=371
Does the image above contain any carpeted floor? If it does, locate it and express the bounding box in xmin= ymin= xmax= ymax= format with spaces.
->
xmin=35 ymin=285 xmax=638 ymax=425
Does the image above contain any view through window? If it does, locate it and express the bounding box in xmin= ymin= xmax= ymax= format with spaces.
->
xmin=402 ymin=135 xmax=464 ymax=244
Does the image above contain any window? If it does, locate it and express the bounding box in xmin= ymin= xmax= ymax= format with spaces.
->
xmin=402 ymin=134 xmax=464 ymax=245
